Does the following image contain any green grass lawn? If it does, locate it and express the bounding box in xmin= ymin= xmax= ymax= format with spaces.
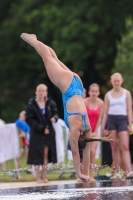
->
xmin=0 ymin=156 xmax=76 ymax=182
xmin=0 ymin=155 xmax=112 ymax=183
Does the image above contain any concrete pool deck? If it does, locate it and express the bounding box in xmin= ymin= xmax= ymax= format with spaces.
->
xmin=0 ymin=180 xmax=76 ymax=189
xmin=1 ymin=179 xmax=133 ymax=199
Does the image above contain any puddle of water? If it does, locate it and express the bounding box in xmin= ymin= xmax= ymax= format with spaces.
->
xmin=1 ymin=188 xmax=133 ymax=200
xmin=1 ymin=182 xmax=133 ymax=200
xmin=1 ymin=163 xmax=133 ymax=200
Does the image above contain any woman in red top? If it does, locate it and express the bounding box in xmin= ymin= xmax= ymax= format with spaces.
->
xmin=84 ymin=84 xmax=104 ymax=182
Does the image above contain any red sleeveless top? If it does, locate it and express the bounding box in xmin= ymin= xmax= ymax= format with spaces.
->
xmin=86 ymin=106 xmax=100 ymax=132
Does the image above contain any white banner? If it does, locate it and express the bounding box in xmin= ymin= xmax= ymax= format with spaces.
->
xmin=0 ymin=123 xmax=20 ymax=163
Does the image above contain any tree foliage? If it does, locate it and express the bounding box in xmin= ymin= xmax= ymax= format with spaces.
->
xmin=113 ymin=19 xmax=133 ymax=95
xmin=0 ymin=0 xmax=133 ymax=121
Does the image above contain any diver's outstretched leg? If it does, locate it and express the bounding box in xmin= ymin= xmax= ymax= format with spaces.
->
xmin=48 ymin=46 xmax=83 ymax=87
xmin=20 ymin=33 xmax=73 ymax=93
xmin=47 ymin=47 xmax=71 ymax=72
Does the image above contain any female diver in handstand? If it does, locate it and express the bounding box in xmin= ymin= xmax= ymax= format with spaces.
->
xmin=20 ymin=33 xmax=91 ymax=182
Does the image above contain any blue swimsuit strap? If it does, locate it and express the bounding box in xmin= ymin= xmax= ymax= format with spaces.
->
xmin=82 ymin=114 xmax=89 ymax=133
xmin=67 ymin=112 xmax=89 ymax=132
xmin=67 ymin=112 xmax=87 ymax=117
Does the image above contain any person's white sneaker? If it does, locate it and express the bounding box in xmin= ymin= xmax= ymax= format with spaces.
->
xmin=110 ymin=173 xmax=122 ymax=180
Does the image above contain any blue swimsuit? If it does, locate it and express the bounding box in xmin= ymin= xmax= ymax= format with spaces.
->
xmin=62 ymin=76 xmax=89 ymax=132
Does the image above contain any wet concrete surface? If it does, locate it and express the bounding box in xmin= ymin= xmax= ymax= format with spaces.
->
xmin=0 ymin=179 xmax=133 ymax=200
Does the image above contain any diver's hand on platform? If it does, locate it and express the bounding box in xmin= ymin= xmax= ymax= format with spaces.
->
xmin=78 ymin=174 xmax=90 ymax=183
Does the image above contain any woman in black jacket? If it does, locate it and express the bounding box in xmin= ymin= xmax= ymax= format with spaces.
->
xmin=26 ymin=84 xmax=58 ymax=183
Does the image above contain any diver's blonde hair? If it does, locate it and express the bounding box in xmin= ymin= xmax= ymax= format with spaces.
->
xmin=110 ymin=72 xmax=123 ymax=80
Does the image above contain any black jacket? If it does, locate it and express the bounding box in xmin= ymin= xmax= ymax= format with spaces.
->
xmin=26 ymin=97 xmax=58 ymax=165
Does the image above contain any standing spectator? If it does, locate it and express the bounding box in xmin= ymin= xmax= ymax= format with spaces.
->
xmin=26 ymin=84 xmax=58 ymax=183
xmin=84 ymin=84 xmax=103 ymax=182
xmin=102 ymin=72 xmax=133 ymax=179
